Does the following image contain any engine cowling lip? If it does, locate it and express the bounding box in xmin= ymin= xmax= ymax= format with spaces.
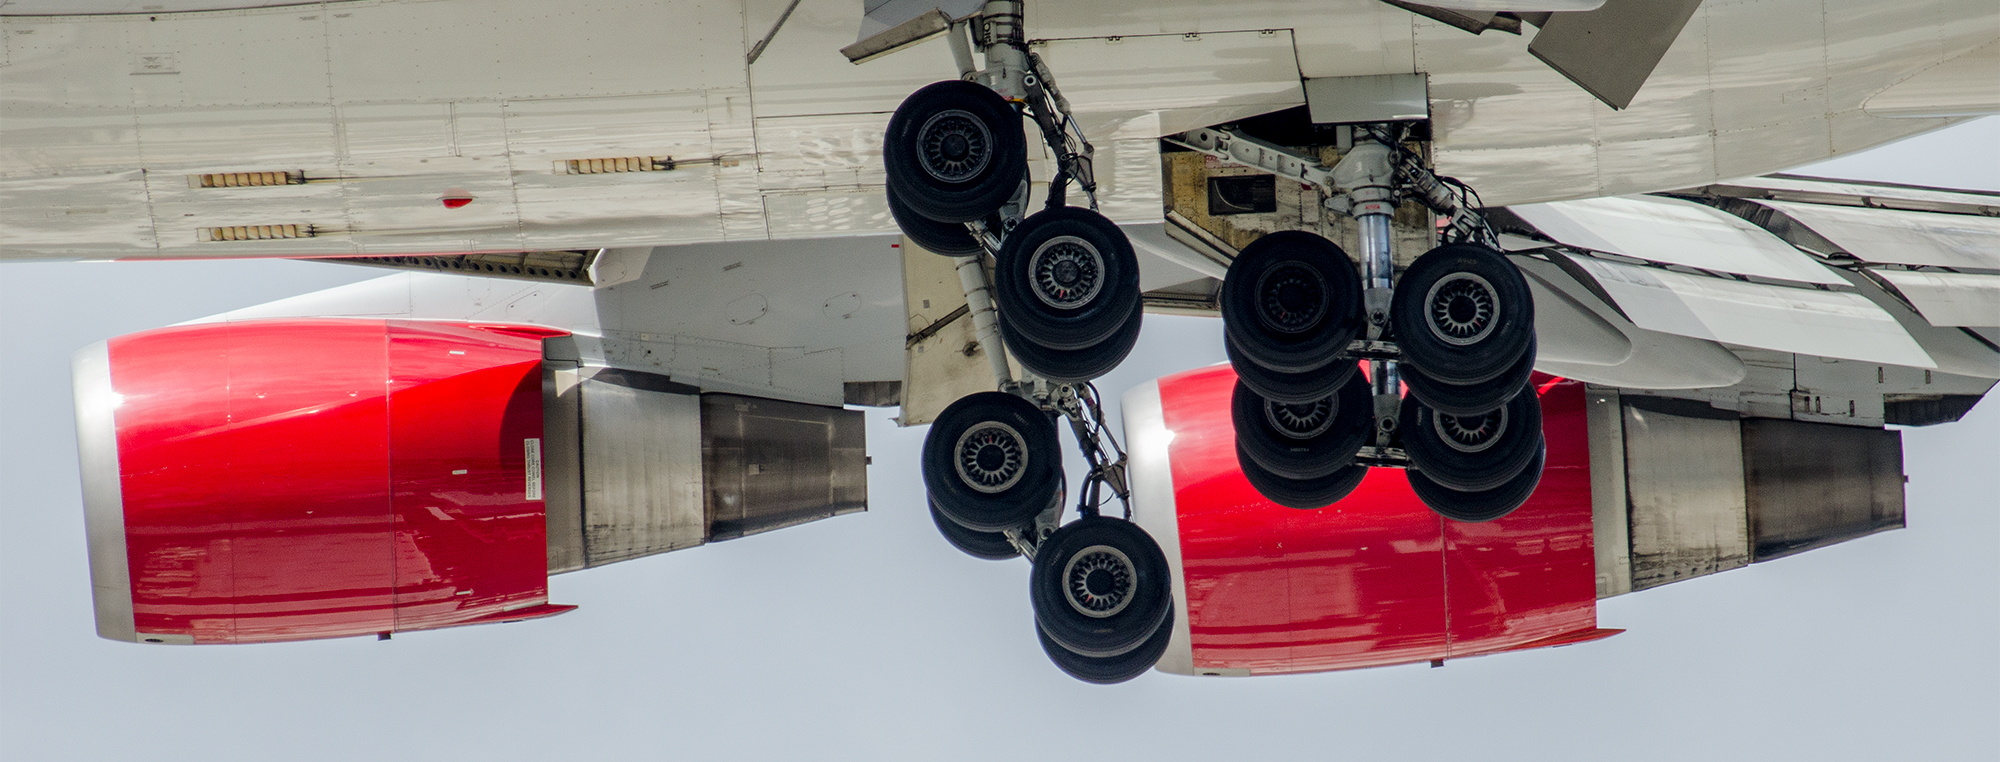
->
xmin=71 ymin=340 xmax=140 ymax=643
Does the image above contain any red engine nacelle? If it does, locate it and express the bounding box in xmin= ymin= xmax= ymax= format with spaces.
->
xmin=73 ymin=319 xmax=574 ymax=644
xmin=1123 ymin=365 xmax=1616 ymax=676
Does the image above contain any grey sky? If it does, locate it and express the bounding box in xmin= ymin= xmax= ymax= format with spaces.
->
xmin=2 ymin=119 xmax=1994 ymax=761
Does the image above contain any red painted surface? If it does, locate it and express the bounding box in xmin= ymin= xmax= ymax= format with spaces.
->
xmin=1157 ymin=366 xmax=1601 ymax=674
xmin=107 ymin=319 xmax=566 ymax=643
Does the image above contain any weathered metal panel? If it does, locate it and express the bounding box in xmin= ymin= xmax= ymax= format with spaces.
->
xmin=543 ymin=362 xmax=586 ymax=574
xmin=701 ymin=395 xmax=867 ymax=541
xmin=1741 ymin=419 xmax=1905 ymax=562
xmin=1587 ymin=387 xmax=1632 ymax=598
xmin=580 ymin=372 xmax=707 ymax=566
xmin=1622 ymin=399 xmax=1749 ymax=591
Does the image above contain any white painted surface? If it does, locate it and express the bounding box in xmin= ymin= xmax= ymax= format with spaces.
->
xmin=1763 ymin=201 xmax=2000 ymax=270
xmin=1570 ymin=256 xmax=1936 ymax=369
xmin=3 ymin=0 xmax=1990 ymax=259
xmin=1513 ymin=196 xmax=1848 ymax=285
xmin=1873 ymin=270 xmax=2000 ymax=328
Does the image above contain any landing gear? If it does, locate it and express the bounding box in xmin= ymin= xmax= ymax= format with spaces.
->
xmin=1220 ymin=231 xmax=1364 ymax=377
xmin=1400 ymin=390 xmax=1544 ymax=495
xmin=1173 ymin=123 xmax=1548 ymax=521
xmin=921 ymin=392 xmax=1063 ymax=534
xmin=884 ymin=80 xmax=1028 ymax=224
xmin=889 ymin=1 xmax=1169 ymax=685
xmin=1028 ymin=516 xmax=1172 ymax=659
xmin=1230 ymin=374 xmax=1372 ymax=482
xmin=1390 ymin=244 xmax=1536 ymax=386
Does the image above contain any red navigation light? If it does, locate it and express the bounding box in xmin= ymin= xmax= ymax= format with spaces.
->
xmin=440 ymin=188 xmax=474 ymax=209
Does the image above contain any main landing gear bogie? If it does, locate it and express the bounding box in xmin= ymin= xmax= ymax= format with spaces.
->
xmin=1188 ymin=124 xmax=1544 ymax=521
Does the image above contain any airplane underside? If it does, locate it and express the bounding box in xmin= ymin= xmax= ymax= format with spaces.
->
xmin=10 ymin=0 xmax=1997 ymax=683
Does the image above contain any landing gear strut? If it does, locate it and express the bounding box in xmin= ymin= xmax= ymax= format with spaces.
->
xmin=893 ymin=1 xmax=1168 ymax=685
xmin=1170 ymin=124 xmax=1543 ymax=521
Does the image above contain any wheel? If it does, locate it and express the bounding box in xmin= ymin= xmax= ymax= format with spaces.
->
xmin=1407 ymin=441 xmax=1545 ymax=522
xmin=1219 ymin=230 xmax=1364 ymax=374
xmin=998 ymin=297 xmax=1142 ymax=383
xmin=928 ymin=500 xmax=1020 ymax=560
xmin=993 ymin=206 xmax=1141 ymax=351
xmin=1036 ymin=601 xmax=1174 ymax=684
xmin=1399 ymin=387 xmax=1543 ymax=494
xmin=1237 ymin=443 xmax=1369 ymax=509
xmin=1225 ymin=333 xmax=1356 ymax=404
xmin=1230 ymin=372 xmax=1372 ymax=481
xmin=887 ymin=184 xmax=982 ymax=256
xmin=1400 ymin=337 xmax=1537 ymax=417
xmin=1389 ymin=243 xmax=1534 ymax=386
xmin=1029 ymin=516 xmax=1173 ymax=659
xmin=884 ymin=80 xmax=1027 ymax=223
xmin=922 ymin=392 xmax=1063 ymax=532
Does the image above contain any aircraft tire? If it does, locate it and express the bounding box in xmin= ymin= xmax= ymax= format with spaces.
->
xmin=884 ymin=80 xmax=1027 ymax=223
xmin=1237 ymin=443 xmax=1369 ymax=509
xmin=1400 ymin=337 xmax=1537 ymax=417
xmin=997 ymin=298 xmax=1142 ymax=384
xmin=1408 ymin=442 xmax=1545 ymax=523
xmin=1029 ymin=516 xmax=1173 ymax=660
xmin=928 ymin=499 xmax=1021 ymax=560
xmin=1399 ymin=389 xmax=1543 ymax=494
xmin=1225 ymin=333 xmax=1356 ymax=404
xmin=1220 ymin=230 xmax=1364 ymax=374
xmin=1230 ymin=374 xmax=1372 ymax=481
xmin=1390 ymin=243 xmax=1534 ymax=386
xmin=923 ymin=392 xmax=1064 ymax=533
xmin=888 ymin=183 xmax=984 ymax=256
xmin=993 ymin=206 xmax=1142 ymax=351
xmin=1036 ymin=601 xmax=1174 ymax=685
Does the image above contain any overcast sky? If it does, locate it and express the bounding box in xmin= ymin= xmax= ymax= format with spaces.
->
xmin=3 ymin=119 xmax=1995 ymax=761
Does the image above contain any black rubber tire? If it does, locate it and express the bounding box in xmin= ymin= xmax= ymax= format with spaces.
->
xmin=1401 ymin=337 xmax=1537 ymax=417
xmin=887 ymin=183 xmax=982 ymax=256
xmin=1390 ymin=243 xmax=1534 ymax=386
xmin=922 ymin=392 xmax=1063 ymax=533
xmin=928 ymin=500 xmax=1019 ymax=560
xmin=1037 ymin=601 xmax=1174 ymax=685
xmin=998 ymin=297 xmax=1142 ymax=384
xmin=1399 ymin=388 xmax=1543 ymax=494
xmin=1408 ymin=442 xmax=1545 ymax=523
xmin=1220 ymin=230 xmax=1365 ymax=374
xmin=993 ymin=207 xmax=1142 ymax=351
xmin=1237 ymin=443 xmax=1370 ymax=509
xmin=884 ymin=80 xmax=1027 ymax=223
xmin=1029 ymin=516 xmax=1173 ymax=659
xmin=1225 ymin=333 xmax=1357 ymax=404
xmin=1230 ymin=373 xmax=1372 ymax=481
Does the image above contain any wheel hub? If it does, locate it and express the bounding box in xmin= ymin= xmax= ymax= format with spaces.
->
xmin=1434 ymin=407 xmax=1508 ymax=454
xmin=954 ymin=421 xmax=1028 ymax=494
xmin=1255 ymin=262 xmax=1329 ymax=334
xmin=916 ymin=109 xmax=993 ymax=184
xmin=1029 ymin=236 xmax=1106 ymax=310
xmin=1264 ymin=397 xmax=1335 ymax=440
xmin=1063 ymin=545 xmax=1136 ymax=618
xmin=1425 ymin=272 xmax=1499 ymax=346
